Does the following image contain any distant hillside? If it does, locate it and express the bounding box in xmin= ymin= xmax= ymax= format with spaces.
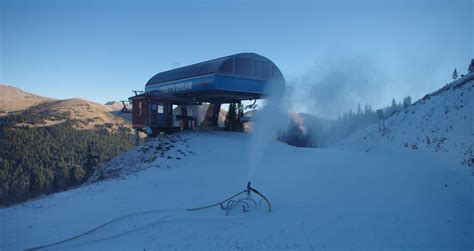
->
xmin=104 ymin=101 xmax=124 ymax=110
xmin=340 ymin=73 xmax=474 ymax=166
xmin=0 ymin=84 xmax=53 ymax=114
xmin=0 ymin=86 xmax=135 ymax=206
xmin=25 ymin=98 xmax=132 ymax=131
xmin=104 ymin=101 xmax=133 ymax=123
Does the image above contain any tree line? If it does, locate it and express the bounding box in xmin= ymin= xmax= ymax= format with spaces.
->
xmin=278 ymin=96 xmax=413 ymax=148
xmin=0 ymin=111 xmax=134 ymax=206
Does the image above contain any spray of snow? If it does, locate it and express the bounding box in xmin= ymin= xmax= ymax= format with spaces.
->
xmin=247 ymin=79 xmax=287 ymax=182
xmin=286 ymin=56 xmax=388 ymax=119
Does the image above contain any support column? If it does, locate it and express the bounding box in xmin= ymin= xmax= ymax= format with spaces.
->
xmin=180 ymin=106 xmax=190 ymax=130
xmin=135 ymin=129 xmax=140 ymax=146
xmin=203 ymin=103 xmax=221 ymax=127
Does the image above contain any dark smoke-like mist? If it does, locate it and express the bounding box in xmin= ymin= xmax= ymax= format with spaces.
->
xmin=287 ymin=56 xmax=387 ymax=119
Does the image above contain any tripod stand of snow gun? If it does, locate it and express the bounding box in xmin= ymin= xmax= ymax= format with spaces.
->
xmin=187 ymin=182 xmax=271 ymax=213
xmin=246 ymin=181 xmax=272 ymax=213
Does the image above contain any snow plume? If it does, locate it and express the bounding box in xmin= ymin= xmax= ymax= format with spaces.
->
xmin=288 ymin=56 xmax=387 ymax=119
xmin=247 ymin=79 xmax=287 ymax=182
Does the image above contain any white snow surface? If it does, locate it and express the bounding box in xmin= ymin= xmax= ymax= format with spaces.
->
xmin=1 ymin=132 xmax=472 ymax=250
xmin=340 ymin=73 xmax=474 ymax=167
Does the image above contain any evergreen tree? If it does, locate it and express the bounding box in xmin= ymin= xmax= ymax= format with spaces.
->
xmin=391 ymin=98 xmax=397 ymax=109
xmin=452 ymin=68 xmax=458 ymax=80
xmin=403 ymin=96 xmax=412 ymax=109
xmin=224 ymin=103 xmax=237 ymax=131
xmin=364 ymin=104 xmax=371 ymax=114
xmin=236 ymin=103 xmax=244 ymax=132
xmin=278 ymin=119 xmax=311 ymax=147
xmin=224 ymin=103 xmax=245 ymax=132
xmin=390 ymin=98 xmax=398 ymax=114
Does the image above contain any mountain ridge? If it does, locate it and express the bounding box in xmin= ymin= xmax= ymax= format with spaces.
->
xmin=0 ymin=84 xmax=53 ymax=114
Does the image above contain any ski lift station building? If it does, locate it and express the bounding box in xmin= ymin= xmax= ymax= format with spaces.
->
xmin=129 ymin=52 xmax=285 ymax=137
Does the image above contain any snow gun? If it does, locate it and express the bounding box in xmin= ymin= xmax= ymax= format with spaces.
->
xmin=187 ymin=181 xmax=272 ymax=215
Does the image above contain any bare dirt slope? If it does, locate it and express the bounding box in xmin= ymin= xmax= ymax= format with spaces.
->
xmin=25 ymin=98 xmax=132 ymax=131
xmin=0 ymin=84 xmax=132 ymax=132
xmin=0 ymin=84 xmax=53 ymax=113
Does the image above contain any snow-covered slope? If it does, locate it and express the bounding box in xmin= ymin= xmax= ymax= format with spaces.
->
xmin=88 ymin=134 xmax=194 ymax=182
xmin=1 ymin=132 xmax=471 ymax=250
xmin=340 ymin=73 xmax=474 ymax=166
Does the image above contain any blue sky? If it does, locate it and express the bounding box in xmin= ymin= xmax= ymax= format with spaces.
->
xmin=1 ymin=0 xmax=472 ymax=117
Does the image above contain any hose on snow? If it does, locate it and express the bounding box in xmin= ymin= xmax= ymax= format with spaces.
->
xmin=27 ymin=183 xmax=271 ymax=250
